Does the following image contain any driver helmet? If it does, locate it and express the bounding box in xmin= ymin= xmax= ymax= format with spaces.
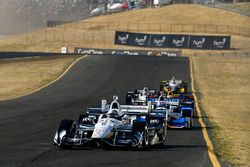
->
xmin=142 ymin=87 xmax=149 ymax=95
xmin=122 ymin=115 xmax=130 ymax=124
xmin=107 ymin=109 xmax=119 ymax=118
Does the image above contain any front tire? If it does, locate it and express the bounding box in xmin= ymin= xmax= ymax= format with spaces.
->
xmin=56 ymin=119 xmax=74 ymax=148
xmin=142 ymin=126 xmax=149 ymax=149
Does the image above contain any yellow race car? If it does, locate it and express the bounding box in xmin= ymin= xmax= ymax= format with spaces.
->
xmin=160 ymin=77 xmax=188 ymax=94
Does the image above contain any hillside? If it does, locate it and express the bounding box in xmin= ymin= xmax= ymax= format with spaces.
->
xmin=0 ymin=4 xmax=250 ymax=53
xmin=86 ymin=4 xmax=250 ymax=26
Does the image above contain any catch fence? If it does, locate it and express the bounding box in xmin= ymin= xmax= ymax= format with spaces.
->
xmin=19 ymin=22 xmax=250 ymax=44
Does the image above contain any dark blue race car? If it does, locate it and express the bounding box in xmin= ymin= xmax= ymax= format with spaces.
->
xmin=168 ymin=106 xmax=193 ymax=129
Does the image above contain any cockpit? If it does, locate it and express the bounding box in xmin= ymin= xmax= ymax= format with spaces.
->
xmin=106 ymin=96 xmax=124 ymax=118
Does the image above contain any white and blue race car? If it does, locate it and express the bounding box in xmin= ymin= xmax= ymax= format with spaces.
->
xmin=126 ymin=87 xmax=159 ymax=105
xmin=54 ymin=96 xmax=168 ymax=149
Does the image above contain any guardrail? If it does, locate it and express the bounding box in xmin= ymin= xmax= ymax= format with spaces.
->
xmin=192 ymin=52 xmax=250 ymax=58
xmin=0 ymin=52 xmax=74 ymax=60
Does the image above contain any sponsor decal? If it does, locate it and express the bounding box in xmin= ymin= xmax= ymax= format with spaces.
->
xmin=147 ymin=51 xmax=178 ymax=57
xmin=77 ymin=49 xmax=103 ymax=55
xmin=111 ymin=50 xmax=139 ymax=56
xmin=118 ymin=34 xmax=129 ymax=44
xmin=153 ymin=36 xmax=166 ymax=47
xmin=172 ymin=37 xmax=185 ymax=47
xmin=213 ymin=38 xmax=227 ymax=49
xmin=169 ymin=35 xmax=189 ymax=48
xmin=135 ymin=35 xmax=147 ymax=46
xmin=193 ymin=38 xmax=206 ymax=48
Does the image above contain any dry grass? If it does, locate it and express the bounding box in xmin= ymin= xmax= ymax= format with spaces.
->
xmin=191 ymin=56 xmax=250 ymax=166
xmin=0 ymin=56 xmax=78 ymax=101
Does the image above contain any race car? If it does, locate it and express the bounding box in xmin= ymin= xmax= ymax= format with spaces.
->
xmin=158 ymin=90 xmax=195 ymax=112
xmin=160 ymin=77 xmax=188 ymax=94
xmin=147 ymin=95 xmax=194 ymax=129
xmin=167 ymin=106 xmax=194 ymax=129
xmin=126 ymin=87 xmax=159 ymax=105
xmin=54 ymin=96 xmax=168 ymax=149
xmin=107 ymin=1 xmax=129 ymax=14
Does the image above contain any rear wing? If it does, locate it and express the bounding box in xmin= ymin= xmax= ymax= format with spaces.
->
xmin=180 ymin=95 xmax=194 ymax=105
xmin=165 ymin=98 xmax=179 ymax=105
xmin=87 ymin=99 xmax=109 ymax=115
xmin=150 ymin=109 xmax=168 ymax=119
xmin=147 ymin=96 xmax=179 ymax=106
xmin=87 ymin=108 xmax=104 ymax=115
xmin=87 ymin=99 xmax=152 ymax=116
xmin=180 ymin=106 xmax=193 ymax=111
xmin=135 ymin=89 xmax=158 ymax=94
xmin=147 ymin=97 xmax=158 ymax=103
xmin=168 ymin=79 xmax=183 ymax=85
xmin=121 ymin=104 xmax=150 ymax=115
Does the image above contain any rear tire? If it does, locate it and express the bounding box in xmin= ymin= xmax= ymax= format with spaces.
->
xmin=190 ymin=120 xmax=193 ymax=130
xmin=160 ymin=122 xmax=167 ymax=145
xmin=185 ymin=121 xmax=192 ymax=130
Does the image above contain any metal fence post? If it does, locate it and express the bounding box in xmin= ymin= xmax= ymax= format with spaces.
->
xmin=63 ymin=27 xmax=65 ymax=45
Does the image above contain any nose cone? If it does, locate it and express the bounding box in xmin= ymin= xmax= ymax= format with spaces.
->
xmin=91 ymin=119 xmax=114 ymax=139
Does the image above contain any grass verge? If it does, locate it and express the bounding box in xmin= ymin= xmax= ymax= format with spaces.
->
xmin=191 ymin=56 xmax=250 ymax=166
xmin=0 ymin=56 xmax=79 ymax=101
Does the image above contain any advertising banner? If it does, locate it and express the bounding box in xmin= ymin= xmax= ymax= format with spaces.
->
xmin=75 ymin=48 xmax=182 ymax=57
xmin=189 ymin=35 xmax=231 ymax=50
xmin=114 ymin=31 xmax=231 ymax=50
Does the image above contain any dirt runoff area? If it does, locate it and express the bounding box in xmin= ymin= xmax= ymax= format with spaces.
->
xmin=0 ymin=56 xmax=78 ymax=101
xmin=191 ymin=55 xmax=250 ymax=167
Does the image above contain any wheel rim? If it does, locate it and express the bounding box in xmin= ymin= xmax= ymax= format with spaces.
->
xmin=144 ymin=126 xmax=149 ymax=147
xmin=162 ymin=123 xmax=167 ymax=142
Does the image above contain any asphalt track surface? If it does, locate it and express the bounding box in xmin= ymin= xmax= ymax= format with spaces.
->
xmin=0 ymin=55 xmax=213 ymax=167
